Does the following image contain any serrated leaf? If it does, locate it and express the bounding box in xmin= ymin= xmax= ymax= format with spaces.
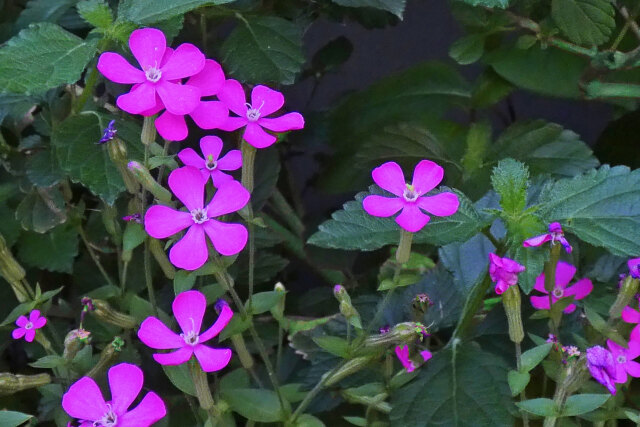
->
xmin=456 ymin=0 xmax=509 ymax=8
xmin=508 ymin=370 xmax=530 ymax=396
xmin=17 ymin=226 xmax=78 ymax=273
xmin=520 ymin=343 xmax=553 ymax=372
xmin=561 ymin=394 xmax=610 ymax=416
xmin=221 ymin=16 xmax=304 ymax=85
xmin=117 ymin=0 xmax=232 ymax=24
xmin=0 ymin=410 xmax=34 ymax=427
xmin=16 ymin=186 xmax=67 ymax=233
xmin=0 ymin=23 xmax=97 ymax=95
xmin=449 ymin=34 xmax=485 ymax=65
xmin=516 ymin=398 xmax=557 ymax=416
xmin=551 ymin=0 xmax=614 ymax=46
xmin=77 ymin=0 xmax=113 ymax=29
xmin=14 ymin=0 xmax=77 ymax=32
xmin=491 ymin=158 xmax=529 ymax=215
xmin=221 ymin=388 xmax=290 ymax=422
xmin=330 ymin=0 xmax=406 ymax=18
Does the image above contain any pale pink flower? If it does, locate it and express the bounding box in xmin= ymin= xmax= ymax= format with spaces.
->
xmin=529 ymin=261 xmax=593 ymax=313
xmin=523 ymin=222 xmax=572 ymax=253
xmin=489 ymin=253 xmax=525 ymax=295
xmin=12 ymin=310 xmax=46 ymax=342
xmin=177 ymin=136 xmax=241 ymax=187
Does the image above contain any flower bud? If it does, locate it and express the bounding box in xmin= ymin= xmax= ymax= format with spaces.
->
xmin=502 ymin=284 xmax=524 ymax=343
xmin=92 ymin=299 xmax=138 ymax=329
xmin=610 ymin=275 xmax=640 ymax=319
xmin=271 ymin=282 xmax=286 ymax=320
xmin=0 ymin=372 xmax=51 ymax=395
xmin=324 ymin=356 xmax=376 ymax=386
xmin=364 ymin=322 xmax=426 ymax=348
xmin=87 ymin=337 xmax=124 ymax=379
xmin=411 ymin=293 xmax=433 ymax=318
xmin=141 ymin=116 xmax=157 ymax=146
xmin=127 ymin=161 xmax=172 ymax=204
xmin=63 ymin=328 xmax=91 ymax=360
xmin=0 ymin=234 xmax=28 ymax=302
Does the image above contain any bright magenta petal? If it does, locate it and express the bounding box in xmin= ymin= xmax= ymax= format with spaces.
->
xmin=421 ymin=350 xmax=432 ymax=362
xmin=251 ymin=85 xmax=284 ymax=116
xmin=153 ymin=347 xmax=193 ymax=365
xmin=523 ymin=234 xmax=552 ymax=248
xmin=160 ymin=43 xmax=204 ymax=80
xmin=530 ymin=295 xmax=551 ymax=310
xmin=258 ymin=112 xmax=304 ymax=132
xmin=411 ymin=160 xmax=444 ymax=194
xmin=173 ymin=290 xmax=207 ymax=336
xmin=167 ymin=166 xmax=206 ymax=211
xmin=118 ymin=392 xmax=167 ymax=427
xmin=177 ymin=148 xmax=205 ymax=169
xmin=217 ymin=150 xmax=242 ymax=171
xmin=371 ymin=162 xmax=406 ymax=197
xmin=622 ymin=307 xmax=640 ymax=324
xmin=97 ymin=52 xmax=145 ymax=84
xmin=117 ymin=83 xmax=157 ymax=114
xmin=144 ymin=205 xmax=192 ymax=238
xmin=243 ymin=122 xmax=276 ymax=148
xmin=193 ymin=345 xmax=232 ymax=372
xmin=190 ymin=101 xmax=229 ymax=130
xmin=129 ymin=28 xmax=166 ymax=70
xmin=555 ymin=261 xmax=577 ymax=288
xmin=210 ymin=171 xmax=235 ymax=188
xmin=395 ymin=205 xmax=430 ymax=233
xmin=32 ymin=316 xmax=46 ymax=329
xmin=563 ymin=304 xmax=577 ymax=314
xmin=362 ymin=195 xmax=403 ymax=217
xmin=205 ymin=181 xmax=250 ymax=217
xmin=219 ymin=116 xmax=247 ymax=132
xmin=199 ymin=136 xmax=223 ymax=160
xmin=11 ymin=328 xmax=25 ymax=340
xmin=108 ymin=363 xmax=143 ymax=415
xmin=417 ymin=192 xmax=459 ymax=217
xmin=155 ymin=111 xmax=188 ymax=141
xmin=564 ymin=278 xmax=593 ymax=300
xmin=169 ymin=225 xmax=208 ymax=270
xmin=219 ymin=79 xmax=248 ymax=116
xmin=187 ymin=59 xmax=225 ymax=96
xmin=156 ymin=81 xmax=200 ymax=115
xmin=24 ymin=329 xmax=36 ymax=342
xmin=199 ymin=303 xmax=233 ymax=342
xmin=62 ymin=377 xmax=108 ymax=421
xmin=626 ymin=361 xmax=640 ymax=378
xmin=628 ymin=340 xmax=640 ymax=359
xmin=138 ymin=317 xmax=184 ymax=349
xmin=204 ymin=220 xmax=248 ymax=256
xmin=533 ymin=273 xmax=548 ymax=293
xmin=15 ymin=315 xmax=28 ymax=327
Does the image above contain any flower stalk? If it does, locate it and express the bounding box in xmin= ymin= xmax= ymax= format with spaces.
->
xmin=127 ymin=161 xmax=173 ymax=204
xmin=610 ymin=275 xmax=640 ymax=319
xmin=545 ymin=243 xmax=562 ymax=333
xmin=396 ymin=229 xmax=413 ymax=264
xmin=0 ymin=372 xmax=51 ymax=395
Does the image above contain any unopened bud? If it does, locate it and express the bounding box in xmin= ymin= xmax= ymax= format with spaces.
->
xmin=271 ymin=283 xmax=286 ymax=320
xmin=502 ymin=285 xmax=524 ymax=343
xmin=324 ymin=356 xmax=375 ymax=386
xmin=149 ymin=238 xmax=175 ymax=279
xmin=127 ymin=161 xmax=172 ymax=204
xmin=0 ymin=372 xmax=51 ymax=395
xmin=610 ymin=275 xmax=640 ymax=319
xmin=101 ymin=203 xmax=120 ymax=242
xmin=274 ymin=282 xmax=286 ymax=293
xmin=92 ymin=299 xmax=137 ymax=329
xmin=141 ymin=116 xmax=157 ymax=146
xmin=0 ymin=234 xmax=26 ymax=284
xmin=411 ymin=293 xmax=433 ymax=318
xmin=364 ymin=322 xmax=426 ymax=348
xmin=333 ymin=285 xmax=361 ymax=323
xmin=87 ymin=337 xmax=124 ymax=379
xmin=63 ymin=328 xmax=91 ymax=360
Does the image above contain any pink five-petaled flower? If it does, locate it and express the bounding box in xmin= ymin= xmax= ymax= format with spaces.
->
xmin=621 ymin=305 xmax=640 ymax=342
xmin=489 ymin=253 xmax=526 ymax=295
xmin=586 ymin=345 xmax=618 ymax=395
xmin=529 ymin=261 xmax=593 ymax=313
xmin=62 ymin=363 xmax=166 ymax=427
xmin=137 ymin=291 xmax=233 ymax=372
xmin=362 ymin=160 xmax=459 ymax=233
xmin=629 ymin=258 xmax=640 ymax=279
xmin=523 ymin=222 xmax=572 ymax=253
xmin=177 ymin=136 xmax=241 ymax=187
xmin=606 ymin=339 xmax=640 ymax=384
xmin=97 ymin=28 xmax=204 ymax=116
xmin=395 ymin=345 xmax=432 ymax=373
xmin=144 ymin=166 xmax=249 ymax=270
xmin=12 ymin=310 xmax=46 ymax=342
xmin=218 ymin=80 xmax=305 ymax=148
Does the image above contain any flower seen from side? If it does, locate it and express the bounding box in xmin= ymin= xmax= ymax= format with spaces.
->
xmin=12 ymin=310 xmax=46 ymax=342
xmin=489 ymin=253 xmax=525 ymax=295
xmin=629 ymin=258 xmax=640 ymax=279
xmin=177 ymin=136 xmax=241 ymax=187
xmin=523 ymin=222 xmax=572 ymax=253
xmin=98 ymin=120 xmax=117 ymax=144
xmin=529 ymin=261 xmax=593 ymax=313
xmin=586 ymin=345 xmax=618 ymax=395
xmin=395 ymin=345 xmax=432 ymax=373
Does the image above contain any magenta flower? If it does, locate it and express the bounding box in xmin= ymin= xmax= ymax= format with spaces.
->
xmin=137 ymin=291 xmax=233 ymax=372
xmin=62 ymin=363 xmax=166 ymax=427
xmin=607 ymin=339 xmax=640 ymax=384
xmin=489 ymin=253 xmax=525 ymax=295
xmin=97 ymin=28 xmax=204 ymax=116
xmin=12 ymin=310 xmax=46 ymax=342
xmin=144 ymin=166 xmax=249 ymax=270
xmin=218 ymin=80 xmax=305 ymax=148
xmin=395 ymin=345 xmax=432 ymax=373
xmin=177 ymin=136 xmax=241 ymax=187
xmin=629 ymin=258 xmax=640 ymax=279
xmin=529 ymin=261 xmax=593 ymax=313
xmin=621 ymin=306 xmax=640 ymax=342
xmin=523 ymin=222 xmax=572 ymax=253
xmin=586 ymin=346 xmax=618 ymax=395
xmin=362 ymin=161 xmax=459 ymax=233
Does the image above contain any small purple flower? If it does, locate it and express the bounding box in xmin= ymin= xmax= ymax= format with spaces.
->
xmin=586 ymin=345 xmax=617 ymax=395
xmin=12 ymin=310 xmax=46 ymax=342
xmin=523 ymin=222 xmax=572 ymax=253
xmin=546 ymin=333 xmax=558 ymax=344
xmin=395 ymin=345 xmax=432 ymax=373
xmin=98 ymin=120 xmax=117 ymax=144
xmin=629 ymin=258 xmax=640 ymax=279
xmin=379 ymin=325 xmax=391 ymax=334
xmin=489 ymin=253 xmax=525 ymax=295
xmin=415 ymin=293 xmax=433 ymax=305
xmin=122 ymin=213 xmax=142 ymax=223
xmin=563 ymin=346 xmax=580 ymax=357
xmin=607 ymin=339 xmax=640 ymax=384
xmin=177 ymin=136 xmax=241 ymax=188
xmin=530 ymin=261 xmax=593 ymax=313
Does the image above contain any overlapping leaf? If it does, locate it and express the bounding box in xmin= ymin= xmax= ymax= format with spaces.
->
xmin=551 ymin=0 xmax=615 ymax=46
xmin=330 ymin=0 xmax=406 ymax=18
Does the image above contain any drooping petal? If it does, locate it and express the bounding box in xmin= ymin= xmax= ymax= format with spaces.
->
xmin=144 ymin=205 xmax=193 ymax=238
xmin=137 ymin=317 xmax=184 ymax=350
xmin=371 ymin=162 xmax=406 ymax=197
xmin=217 ymin=150 xmax=242 ymax=171
xmin=156 ymin=81 xmax=201 ymax=116
xmin=108 ymin=363 xmax=143 ymax=415
xmin=190 ymin=101 xmax=229 ymax=130
xmin=564 ymin=278 xmax=593 ymax=300
xmin=173 ymin=290 xmax=207 ymax=336
xmin=243 ymin=122 xmax=277 ymax=148
xmin=187 ymin=59 xmax=225 ymax=96
xmin=251 ymin=85 xmax=284 ymax=116
xmin=417 ymin=192 xmax=459 ymax=217
xmin=411 ymin=160 xmax=444 ymax=194
xmin=177 ymin=148 xmax=205 ymax=169
xmin=97 ymin=53 xmax=145 ymax=84
xmin=168 ymin=166 xmax=206 ymax=211
xmin=118 ymin=392 xmax=167 ymax=427
xmin=622 ymin=307 xmax=640 ymax=324
xmin=395 ymin=205 xmax=430 ymax=233
xmin=24 ymin=329 xmax=36 ymax=342
xmin=218 ymin=79 xmax=248 ymax=117
xmin=153 ymin=347 xmax=194 ymax=366
xmin=523 ymin=234 xmax=552 ymax=248
xmin=116 ymin=83 xmax=157 ymax=114
xmin=155 ymin=111 xmax=188 ymax=141
xmin=394 ymin=346 xmax=412 ymax=371
xmin=362 ymin=195 xmax=403 ymax=217
xmin=258 ymin=113 xmax=304 ymax=132
xmin=62 ymin=377 xmax=108 ymax=421
xmin=530 ymin=295 xmax=551 ymax=310
xmin=632 ymin=325 xmax=640 ymax=342
xmin=555 ymin=261 xmax=577 ymax=288
xmin=563 ymin=304 xmax=577 ymax=314
xmin=169 ymin=225 xmax=208 ymax=271
xmin=203 ymin=220 xmax=248 ymax=256
xmin=219 ymin=116 xmax=248 ymax=132
xmin=199 ymin=302 xmax=234 ymax=343
xmin=199 ymin=136 xmax=223 ymax=161
xmin=160 ymin=43 xmax=205 ymax=80
xmin=129 ymin=28 xmax=166 ymax=70
xmin=205 ymin=180 xmax=250 ymax=218
xmin=627 ymin=340 xmax=640 ymax=360
xmin=193 ymin=345 xmax=233 ymax=372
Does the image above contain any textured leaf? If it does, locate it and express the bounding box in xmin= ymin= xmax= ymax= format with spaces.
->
xmin=508 ymin=370 xmax=530 ymax=396
xmin=440 ymin=233 xmax=494 ymax=290
xmin=221 ymin=16 xmax=305 ymax=85
xmin=561 ymin=394 xmax=610 ymax=416
xmin=455 ymin=0 xmax=509 ymax=8
xmin=551 ymin=0 xmax=614 ymax=46
xmin=520 ymin=343 xmax=553 ymax=372
xmin=390 ymin=343 xmax=513 ymax=426
xmin=25 ymin=149 xmax=65 ymax=187
xmin=537 ymin=165 xmax=640 ymax=257
xmin=16 ymin=186 xmax=67 ymax=233
xmin=330 ymin=0 xmax=406 ymax=18
xmin=14 ymin=0 xmax=78 ymax=32
xmin=221 ymin=388 xmax=290 ymax=422
xmin=162 ymin=364 xmax=196 ymax=396
xmin=17 ymin=226 xmax=78 ymax=273
xmin=0 ymin=23 xmax=97 ymax=95
xmin=77 ymin=0 xmax=113 ymax=28
xmin=117 ymin=0 xmax=233 ymax=24
xmin=308 ymin=186 xmax=485 ymax=251
xmin=491 ymin=159 xmax=529 ymax=215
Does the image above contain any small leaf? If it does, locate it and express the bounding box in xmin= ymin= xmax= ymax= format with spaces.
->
xmin=246 ymin=291 xmax=284 ymax=315
xmin=561 ymin=394 xmax=610 ymax=416
xmin=520 ymin=343 xmax=553 ymax=372
xmin=344 ymin=416 xmax=367 ymax=426
xmin=162 ymin=364 xmax=196 ymax=396
xmin=30 ymin=355 xmax=66 ymax=369
xmin=77 ymin=0 xmax=113 ymax=29
xmin=330 ymin=0 xmax=406 ymax=18
xmin=508 ymin=370 xmax=530 ymax=396
xmin=122 ymin=222 xmax=146 ymax=252
xmin=491 ymin=158 xmax=529 ymax=215
xmin=516 ymin=398 xmax=557 ymax=417
xmin=173 ymin=270 xmax=197 ymax=294
xmin=221 ymin=388 xmax=290 ymax=422
xmin=312 ymin=336 xmax=349 ymax=358
xmin=0 ymin=410 xmax=34 ymax=427
xmin=449 ymin=34 xmax=485 ymax=65
xmin=117 ymin=0 xmax=233 ymax=25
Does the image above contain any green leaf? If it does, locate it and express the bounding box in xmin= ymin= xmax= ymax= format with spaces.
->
xmin=520 ymin=343 xmax=553 ymax=372
xmin=117 ymin=0 xmax=233 ymax=24
xmin=390 ymin=343 xmax=513 ymax=426
xmin=330 ymin=0 xmax=406 ymax=18
xmin=507 ymin=370 xmax=530 ymax=396
xmin=221 ymin=388 xmax=290 ymax=422
xmin=25 ymin=149 xmax=65 ymax=187
xmin=293 ymin=414 xmax=325 ymax=427
xmin=0 ymin=23 xmax=97 ymax=95
xmin=17 ymin=226 xmax=78 ymax=273
xmin=537 ymin=165 xmax=640 ymax=257
xmin=173 ymin=269 xmax=197 ymax=294
xmin=29 ymin=355 xmax=66 ymax=369
xmin=312 ymin=336 xmax=349 ymax=358
xmin=220 ymin=369 xmax=250 ymax=392
xmin=246 ymin=291 xmax=284 ymax=315
xmin=122 ymin=222 xmax=146 ymax=252
xmin=308 ymin=186 xmax=485 ymax=251
xmin=491 ymin=159 xmax=529 ymax=215
xmin=162 ymin=364 xmax=196 ymax=396
xmin=344 ymin=416 xmax=367 ymax=426
xmin=455 ymin=0 xmax=509 ymax=8
xmin=221 ymin=16 xmax=305 ymax=85
xmin=77 ymin=0 xmax=114 ymax=29
xmin=0 ymin=410 xmax=34 ymax=427
xmin=509 ymin=235 xmax=547 ymax=294
xmin=14 ymin=0 xmax=77 ymax=32
xmin=551 ymin=0 xmax=614 ymax=46
xmin=516 ymin=398 xmax=557 ymax=417
xmin=561 ymin=394 xmax=610 ymax=416
xmin=449 ymin=34 xmax=485 ymax=65
xmin=16 ymin=186 xmax=67 ymax=233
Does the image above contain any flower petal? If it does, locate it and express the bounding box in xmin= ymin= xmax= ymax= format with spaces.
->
xmin=411 ymin=160 xmax=444 ymax=194
xmin=203 ymin=220 xmax=248 ymax=256
xmin=168 ymin=166 xmax=206 ymax=211
xmin=563 ymin=304 xmax=577 ymax=314
xmin=108 ymin=363 xmax=143 ymax=415
xmin=187 ymin=59 xmax=225 ymax=96
xmin=421 ymin=350 xmax=432 ymax=362
xmin=118 ymin=391 xmax=167 ymax=427
xmin=555 ymin=261 xmax=577 ymax=288
xmin=371 ymin=162 xmax=406 ymax=197
xmin=156 ymin=81 xmax=201 ymax=115
xmin=251 ymin=85 xmax=284 ymax=116
xmin=417 ymin=192 xmax=459 ymax=217
xmin=25 ymin=329 xmax=36 ymax=342
xmin=155 ymin=111 xmax=188 ymax=141
xmin=15 ymin=315 xmax=28 ymax=327
xmin=219 ymin=116 xmax=248 ymax=132
xmin=190 ymin=101 xmax=229 ymax=130
xmin=160 ymin=43 xmax=205 ymax=80
xmin=362 ymin=195 xmax=403 ymax=217
xmin=169 ymin=225 xmax=208 ymax=271
xmin=218 ymin=79 xmax=248 ymax=117
xmin=205 ymin=180 xmax=250 ymax=218
xmin=243 ymin=122 xmax=277 ymax=148
xmin=533 ymin=273 xmax=548 ymax=294
xmin=153 ymin=347 xmax=193 ymax=366
xmin=622 ymin=307 xmax=640 ymax=324
xmin=523 ymin=234 xmax=552 ymax=248
xmin=138 ymin=317 xmax=184 ymax=349
xmin=29 ymin=310 xmax=41 ymax=323
xmin=626 ymin=361 xmax=640 ymax=378
xmin=199 ymin=302 xmax=234 ymax=342
xmin=97 ymin=52 xmax=145 ymax=84
xmin=173 ymin=290 xmax=207 ymax=336
xmin=210 ymin=171 xmax=235 ymax=188
xmin=144 ymin=205 xmax=192 ymax=238
xmin=258 ymin=113 xmax=304 ymax=132
xmin=564 ymin=278 xmax=593 ymax=300
xmin=62 ymin=376 xmax=108 ymax=421
xmin=194 ymin=345 xmax=233 ymax=372
xmin=217 ymin=150 xmax=242 ymax=171
xmin=627 ymin=340 xmax=640 ymax=360
xmin=33 ymin=316 xmax=46 ymax=329
xmin=199 ymin=136 xmax=223 ymax=160
xmin=395 ymin=205 xmax=430 ymax=233
xmin=530 ymin=295 xmax=551 ymax=310
xmin=177 ymin=148 xmax=205 ymax=169
xmin=129 ymin=28 xmax=166 ymax=70
xmin=117 ymin=83 xmax=157 ymax=114
xmin=11 ymin=328 xmax=25 ymax=340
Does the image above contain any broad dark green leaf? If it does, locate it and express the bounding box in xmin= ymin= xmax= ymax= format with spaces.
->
xmin=221 ymin=16 xmax=305 ymax=85
xmin=16 ymin=186 xmax=67 ymax=233
xmin=390 ymin=343 xmax=513 ymax=426
xmin=330 ymin=0 xmax=406 ymax=18
xmin=246 ymin=291 xmax=284 ymax=315
xmin=25 ymin=149 xmax=65 ymax=187
xmin=551 ymin=0 xmax=614 ymax=46
xmin=162 ymin=364 xmax=196 ymax=396
xmin=561 ymin=394 xmax=610 ymax=416
xmin=17 ymin=226 xmax=78 ymax=273
xmin=14 ymin=0 xmax=78 ymax=32
xmin=117 ymin=0 xmax=233 ymax=24
xmin=439 ymin=233 xmax=494 ymax=291
xmin=0 ymin=23 xmax=97 ymax=95
xmin=0 ymin=410 xmax=34 ymax=427
xmin=221 ymin=388 xmax=290 ymax=422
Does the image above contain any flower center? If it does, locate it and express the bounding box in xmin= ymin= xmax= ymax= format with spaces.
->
xmin=617 ymin=354 xmax=627 ymax=364
xmin=190 ymin=208 xmax=208 ymax=224
xmin=552 ymin=287 xmax=564 ymax=298
xmin=181 ymin=330 xmax=199 ymax=346
xmin=245 ymin=101 xmax=265 ymax=122
xmin=24 ymin=322 xmax=33 ymax=330
xmin=94 ymin=405 xmax=117 ymax=427
xmin=205 ymin=155 xmax=217 ymax=171
xmin=403 ymin=184 xmax=420 ymax=203
xmin=145 ymin=66 xmax=162 ymax=83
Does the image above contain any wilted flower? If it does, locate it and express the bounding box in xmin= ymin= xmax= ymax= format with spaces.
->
xmin=586 ymin=345 xmax=617 ymax=395
xmin=529 ymin=261 xmax=593 ymax=313
xmin=546 ymin=333 xmax=558 ymax=344
xmin=395 ymin=345 xmax=432 ymax=373
xmin=177 ymin=136 xmax=241 ymax=187
xmin=12 ymin=310 xmax=46 ymax=342
xmin=362 ymin=160 xmax=459 ymax=233
xmin=62 ymin=363 xmax=166 ymax=427
xmin=98 ymin=120 xmax=117 ymax=144
xmin=379 ymin=325 xmax=391 ymax=334
xmin=122 ymin=213 xmax=142 ymax=223
xmin=138 ymin=291 xmax=233 ymax=372
xmin=489 ymin=253 xmax=525 ymax=295
xmin=523 ymin=222 xmax=572 ymax=253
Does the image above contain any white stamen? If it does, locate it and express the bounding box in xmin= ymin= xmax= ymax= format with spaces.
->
xmin=245 ymin=101 xmax=265 ymax=122
xmin=190 ymin=208 xmax=208 ymax=224
xmin=403 ymin=184 xmax=420 ymax=203
xmin=24 ymin=322 xmax=33 ymax=330
xmin=552 ymin=287 xmax=564 ymax=298
xmin=617 ymin=355 xmax=627 ymax=364
xmin=145 ymin=63 xmax=162 ymax=83
xmin=93 ymin=404 xmax=117 ymax=427
xmin=180 ymin=318 xmax=200 ymax=346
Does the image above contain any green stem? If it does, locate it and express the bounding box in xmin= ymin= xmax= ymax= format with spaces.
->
xmin=452 ymin=274 xmax=492 ymax=340
xmin=545 ymin=244 xmax=562 ymax=335
xmin=291 ymin=361 xmax=346 ymax=421
xmin=270 ymin=189 xmax=304 ymax=237
xmin=189 ymin=360 xmax=221 ymax=422
xmin=515 ymin=342 xmax=529 ymax=427
xmin=144 ymin=239 xmax=158 ymax=317
xmin=74 ymin=66 xmax=99 ymax=113
xmin=78 ymin=226 xmax=117 ymax=289
xmin=241 ymin=141 xmax=257 ymax=311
